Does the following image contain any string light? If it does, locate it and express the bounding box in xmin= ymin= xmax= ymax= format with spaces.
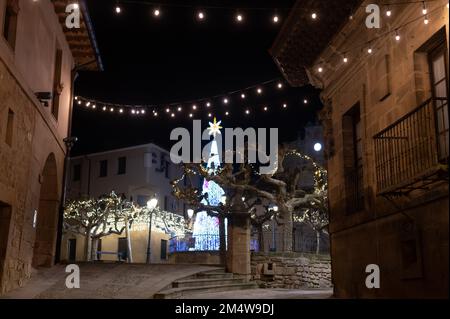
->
xmin=277 ymin=82 xmax=283 ymax=89
xmin=257 ymin=88 xmax=262 ymax=94
xmin=424 ymin=15 xmax=429 ymax=24
xmin=343 ymin=56 xmax=348 ymax=63
xmin=208 ymin=113 xmax=212 ymax=117
xmin=273 ymin=15 xmax=279 ymax=23
xmin=141 ymin=109 xmax=146 ymax=114
xmin=236 ymin=13 xmax=243 ymax=22
xmin=177 ymin=106 xmax=182 ymax=112
xmin=92 ymin=104 xmax=96 ymax=109
xmin=166 ymin=108 xmax=170 ymax=113
xmin=189 ymin=113 xmax=193 ymax=118
xmin=318 ymin=67 xmax=323 ymax=73
xmin=386 ymin=7 xmax=392 ymax=17
xmin=283 ymin=103 xmax=287 ymax=108
xmin=395 ymin=30 xmax=401 ymax=41
xmin=154 ymin=111 xmax=158 ymax=117
xmin=241 ymin=93 xmax=246 ymax=99
xmin=225 ymin=111 xmax=229 ymax=116
xmin=311 ymin=13 xmax=317 ymax=20
xmin=263 ymin=106 xmax=268 ymax=111
xmin=245 ymin=109 xmax=250 ymax=114
xmin=103 ymin=106 xmax=107 ymax=111
xmin=77 ymin=100 xmax=81 ymax=105
xmin=115 ymin=3 xmax=122 ymax=14
xmin=119 ymin=108 xmax=124 ymax=113
xmin=74 ymin=96 xmax=78 ymax=100
xmin=368 ymin=48 xmax=373 ymax=54
xmin=223 ymin=98 xmax=229 ymax=104
xmin=110 ymin=107 xmax=114 ymax=112
xmin=154 ymin=8 xmax=160 ymax=17
xmin=86 ymin=102 xmax=91 ymax=107
xmin=171 ymin=113 xmax=175 ymax=118
xmin=192 ymin=104 xmax=197 ymax=110
xmin=303 ymin=99 xmax=308 ymax=104
xmin=422 ymin=2 xmax=427 ymax=15
xmin=197 ymin=11 xmax=205 ymax=21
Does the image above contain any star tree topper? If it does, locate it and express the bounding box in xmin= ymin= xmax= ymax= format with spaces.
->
xmin=207 ymin=117 xmax=223 ymax=138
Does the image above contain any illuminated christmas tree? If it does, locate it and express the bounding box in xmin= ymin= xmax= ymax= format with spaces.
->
xmin=192 ymin=118 xmax=226 ymax=251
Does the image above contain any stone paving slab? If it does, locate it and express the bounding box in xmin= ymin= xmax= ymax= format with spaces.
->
xmin=1 ymin=263 xmax=221 ymax=299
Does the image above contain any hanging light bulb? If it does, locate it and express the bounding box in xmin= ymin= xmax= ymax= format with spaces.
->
xmin=277 ymin=82 xmax=283 ymax=89
xmin=141 ymin=109 xmax=146 ymax=114
xmin=241 ymin=93 xmax=246 ymax=99
xmin=395 ymin=30 xmax=401 ymax=41
xmin=223 ymin=98 xmax=229 ymax=104
xmin=368 ymin=48 xmax=373 ymax=54
xmin=154 ymin=8 xmax=160 ymax=17
xmin=236 ymin=13 xmax=243 ymax=22
xmin=283 ymin=103 xmax=287 ymax=108
xmin=103 ymin=106 xmax=107 ymax=111
xmin=273 ymin=15 xmax=279 ymax=23
xmin=304 ymin=99 xmax=308 ymax=104
xmin=166 ymin=108 xmax=170 ymax=113
xmin=189 ymin=113 xmax=193 ymax=118
xmin=115 ymin=4 xmax=121 ymax=14
xmin=206 ymin=102 xmax=211 ymax=107
xmin=225 ymin=111 xmax=229 ymax=116
xmin=422 ymin=2 xmax=427 ymax=15
xmin=318 ymin=67 xmax=323 ymax=73
xmin=77 ymin=100 xmax=82 ymax=105
xmin=74 ymin=96 xmax=78 ymax=100
xmin=257 ymin=88 xmax=262 ymax=94
xmin=343 ymin=56 xmax=348 ymax=63
xmin=92 ymin=104 xmax=96 ymax=109
xmin=424 ymin=15 xmax=429 ymax=24
xmin=171 ymin=113 xmax=175 ymax=118
xmin=208 ymin=113 xmax=212 ymax=117
xmin=119 ymin=108 xmax=124 ymax=113
xmin=245 ymin=109 xmax=250 ymax=114
xmin=197 ymin=11 xmax=205 ymax=20
xmin=110 ymin=107 xmax=114 ymax=112
xmin=86 ymin=102 xmax=91 ymax=107
xmin=153 ymin=111 xmax=158 ymax=117
xmin=177 ymin=106 xmax=182 ymax=112
xmin=311 ymin=13 xmax=317 ymax=19
xmin=263 ymin=106 xmax=268 ymax=111
xmin=386 ymin=6 xmax=392 ymax=17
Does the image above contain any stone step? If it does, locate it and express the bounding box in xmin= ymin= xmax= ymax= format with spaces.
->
xmin=173 ymin=277 xmax=243 ymax=288
xmin=196 ymin=272 xmax=234 ymax=279
xmin=154 ymin=282 xmax=258 ymax=299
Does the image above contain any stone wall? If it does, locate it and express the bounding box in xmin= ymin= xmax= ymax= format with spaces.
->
xmin=251 ymin=252 xmax=332 ymax=289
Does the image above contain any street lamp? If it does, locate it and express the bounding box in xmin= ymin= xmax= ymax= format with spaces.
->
xmin=146 ymin=197 xmax=158 ymax=264
xmin=187 ymin=209 xmax=194 ymax=219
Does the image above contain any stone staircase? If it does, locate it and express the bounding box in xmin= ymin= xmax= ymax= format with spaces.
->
xmin=153 ymin=269 xmax=257 ymax=299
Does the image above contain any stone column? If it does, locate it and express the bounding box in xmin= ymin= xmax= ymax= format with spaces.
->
xmin=226 ymin=212 xmax=250 ymax=280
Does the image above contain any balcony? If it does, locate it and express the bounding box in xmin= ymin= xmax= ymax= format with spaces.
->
xmin=374 ymin=98 xmax=449 ymax=196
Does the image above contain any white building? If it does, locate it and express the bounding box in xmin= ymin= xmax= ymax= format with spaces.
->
xmin=67 ymin=143 xmax=199 ymax=214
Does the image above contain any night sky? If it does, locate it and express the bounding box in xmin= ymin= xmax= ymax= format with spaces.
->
xmin=72 ymin=0 xmax=322 ymax=156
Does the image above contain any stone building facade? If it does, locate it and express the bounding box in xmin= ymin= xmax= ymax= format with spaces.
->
xmin=272 ymin=0 xmax=449 ymax=298
xmin=0 ymin=0 xmax=100 ymax=294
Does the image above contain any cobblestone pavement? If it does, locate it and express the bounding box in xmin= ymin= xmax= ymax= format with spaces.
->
xmin=1 ymin=263 xmax=333 ymax=299
xmin=1 ymin=263 xmax=221 ymax=299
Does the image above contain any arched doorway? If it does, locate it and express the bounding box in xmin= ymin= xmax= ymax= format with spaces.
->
xmin=32 ymin=153 xmax=59 ymax=268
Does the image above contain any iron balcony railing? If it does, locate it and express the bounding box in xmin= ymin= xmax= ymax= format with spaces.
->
xmin=374 ymin=97 xmax=448 ymax=195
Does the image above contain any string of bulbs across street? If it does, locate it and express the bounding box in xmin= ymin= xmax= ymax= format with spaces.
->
xmin=75 ymin=0 xmax=449 ymax=121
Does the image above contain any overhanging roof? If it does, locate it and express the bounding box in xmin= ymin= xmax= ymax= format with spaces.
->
xmin=51 ymin=0 xmax=103 ymax=71
xmin=270 ymin=0 xmax=363 ymax=86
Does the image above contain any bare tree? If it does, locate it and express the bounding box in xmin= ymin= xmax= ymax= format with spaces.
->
xmin=63 ymin=192 xmax=141 ymax=261
xmin=171 ymin=145 xmax=327 ymax=253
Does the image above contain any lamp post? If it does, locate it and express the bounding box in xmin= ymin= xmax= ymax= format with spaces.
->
xmin=146 ymin=198 xmax=158 ymax=264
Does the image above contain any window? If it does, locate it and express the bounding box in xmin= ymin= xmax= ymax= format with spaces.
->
xmin=342 ymin=104 xmax=364 ymax=214
xmin=160 ymin=239 xmax=168 ymax=260
xmin=5 ymin=109 xmax=14 ymax=146
xmin=117 ymin=157 xmax=126 ymax=175
xmin=429 ymin=43 xmax=449 ymax=161
xmin=2 ymin=0 xmax=19 ymax=50
xmin=72 ymin=164 xmax=81 ymax=182
xmin=52 ymin=49 xmax=63 ymax=120
xmin=99 ymin=160 xmax=108 ymax=177
xmin=164 ymin=196 xmax=168 ymax=211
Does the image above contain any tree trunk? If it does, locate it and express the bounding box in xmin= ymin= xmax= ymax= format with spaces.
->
xmin=257 ymin=224 xmax=265 ymax=253
xmin=125 ymin=217 xmax=133 ymax=263
xmin=316 ymin=231 xmax=321 ymax=255
xmin=281 ymin=209 xmax=293 ymax=252
xmin=219 ymin=215 xmax=226 ymax=265
xmin=91 ymin=237 xmax=98 ymax=261
xmin=84 ymin=230 xmax=92 ymax=261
